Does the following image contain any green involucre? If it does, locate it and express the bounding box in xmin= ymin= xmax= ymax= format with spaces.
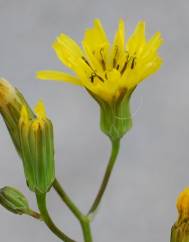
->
xmin=89 ymin=88 xmax=134 ymax=141
xmin=19 ymin=117 xmax=55 ymax=194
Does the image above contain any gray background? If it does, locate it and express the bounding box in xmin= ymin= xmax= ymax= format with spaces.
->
xmin=0 ymin=0 xmax=188 ymax=241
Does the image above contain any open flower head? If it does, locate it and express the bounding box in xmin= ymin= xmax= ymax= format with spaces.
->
xmin=37 ymin=19 xmax=163 ymax=103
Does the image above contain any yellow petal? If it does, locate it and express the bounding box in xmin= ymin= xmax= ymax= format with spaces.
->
xmin=36 ymin=70 xmax=82 ymax=85
xmin=34 ymin=100 xmax=46 ymax=119
xmin=145 ymin=32 xmax=163 ymax=55
xmin=20 ymin=106 xmax=29 ymax=124
xmin=83 ymin=19 xmax=109 ymax=51
xmin=53 ymin=33 xmax=83 ymax=69
xmin=110 ymin=19 xmax=125 ymax=69
xmin=126 ymin=21 xmax=146 ymax=56
xmin=139 ymin=56 xmax=163 ymax=81
xmin=113 ymin=19 xmax=125 ymax=52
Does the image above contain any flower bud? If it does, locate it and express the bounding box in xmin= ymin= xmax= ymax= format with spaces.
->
xmin=19 ymin=101 xmax=55 ymax=193
xmin=0 ymin=78 xmax=34 ymax=155
xmin=0 ymin=186 xmax=30 ymax=215
xmin=170 ymin=188 xmax=189 ymax=242
xmin=90 ymin=88 xmax=133 ymax=141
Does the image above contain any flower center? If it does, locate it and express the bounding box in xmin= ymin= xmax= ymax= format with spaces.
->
xmin=82 ymin=47 xmax=137 ymax=85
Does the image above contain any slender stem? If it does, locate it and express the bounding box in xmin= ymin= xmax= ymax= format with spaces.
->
xmin=53 ymin=179 xmax=93 ymax=242
xmin=36 ymin=193 xmax=76 ymax=242
xmin=81 ymin=219 xmax=93 ymax=242
xmin=88 ymin=138 xmax=120 ymax=218
xmin=53 ymin=179 xmax=83 ymax=221
xmin=27 ymin=209 xmax=42 ymax=220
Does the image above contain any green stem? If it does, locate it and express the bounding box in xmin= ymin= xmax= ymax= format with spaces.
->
xmin=36 ymin=193 xmax=76 ymax=242
xmin=53 ymin=179 xmax=83 ymax=222
xmin=81 ymin=219 xmax=93 ymax=242
xmin=88 ymin=139 xmax=120 ymax=218
xmin=53 ymin=179 xmax=93 ymax=242
xmin=27 ymin=209 xmax=42 ymax=220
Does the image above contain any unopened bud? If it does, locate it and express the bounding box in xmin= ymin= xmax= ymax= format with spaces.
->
xmin=171 ymin=188 xmax=189 ymax=242
xmin=0 ymin=186 xmax=30 ymax=215
xmin=19 ymin=101 xmax=55 ymax=193
xmin=0 ymin=78 xmax=34 ymax=155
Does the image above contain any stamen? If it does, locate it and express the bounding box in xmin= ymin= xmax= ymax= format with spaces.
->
xmin=100 ymin=48 xmax=106 ymax=70
xmin=120 ymin=52 xmax=129 ymax=75
xmin=113 ymin=46 xmax=118 ymax=68
xmin=131 ymin=57 xmax=136 ymax=69
xmin=89 ymin=72 xmax=105 ymax=83
xmin=96 ymin=74 xmax=105 ymax=82
xmin=90 ymin=73 xmax=96 ymax=83
xmin=82 ymin=56 xmax=93 ymax=69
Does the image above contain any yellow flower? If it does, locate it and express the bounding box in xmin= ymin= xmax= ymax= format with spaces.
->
xmin=37 ymin=19 xmax=163 ymax=103
xmin=37 ymin=19 xmax=163 ymax=140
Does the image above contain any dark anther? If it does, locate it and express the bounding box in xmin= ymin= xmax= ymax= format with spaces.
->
xmin=96 ymin=74 xmax=105 ymax=82
xmin=100 ymin=48 xmax=106 ymax=70
xmin=82 ymin=56 xmax=95 ymax=72
xmin=90 ymin=73 xmax=96 ymax=83
xmin=120 ymin=52 xmax=129 ymax=75
xmin=131 ymin=57 xmax=136 ymax=69
xmin=82 ymin=56 xmax=91 ymax=67
xmin=113 ymin=46 xmax=118 ymax=68
xmin=89 ymin=72 xmax=105 ymax=83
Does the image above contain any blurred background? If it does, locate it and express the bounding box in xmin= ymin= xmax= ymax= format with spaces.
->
xmin=0 ymin=0 xmax=188 ymax=241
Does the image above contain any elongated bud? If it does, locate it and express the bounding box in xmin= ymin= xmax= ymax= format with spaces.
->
xmin=90 ymin=88 xmax=133 ymax=141
xmin=170 ymin=188 xmax=189 ymax=242
xmin=0 ymin=78 xmax=34 ymax=155
xmin=0 ymin=186 xmax=30 ymax=215
xmin=19 ymin=101 xmax=55 ymax=193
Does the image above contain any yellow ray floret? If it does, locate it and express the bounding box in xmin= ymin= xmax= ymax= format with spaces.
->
xmin=20 ymin=106 xmax=29 ymax=124
xmin=34 ymin=100 xmax=46 ymax=119
xmin=37 ymin=19 xmax=163 ymax=103
xmin=20 ymin=101 xmax=47 ymax=131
